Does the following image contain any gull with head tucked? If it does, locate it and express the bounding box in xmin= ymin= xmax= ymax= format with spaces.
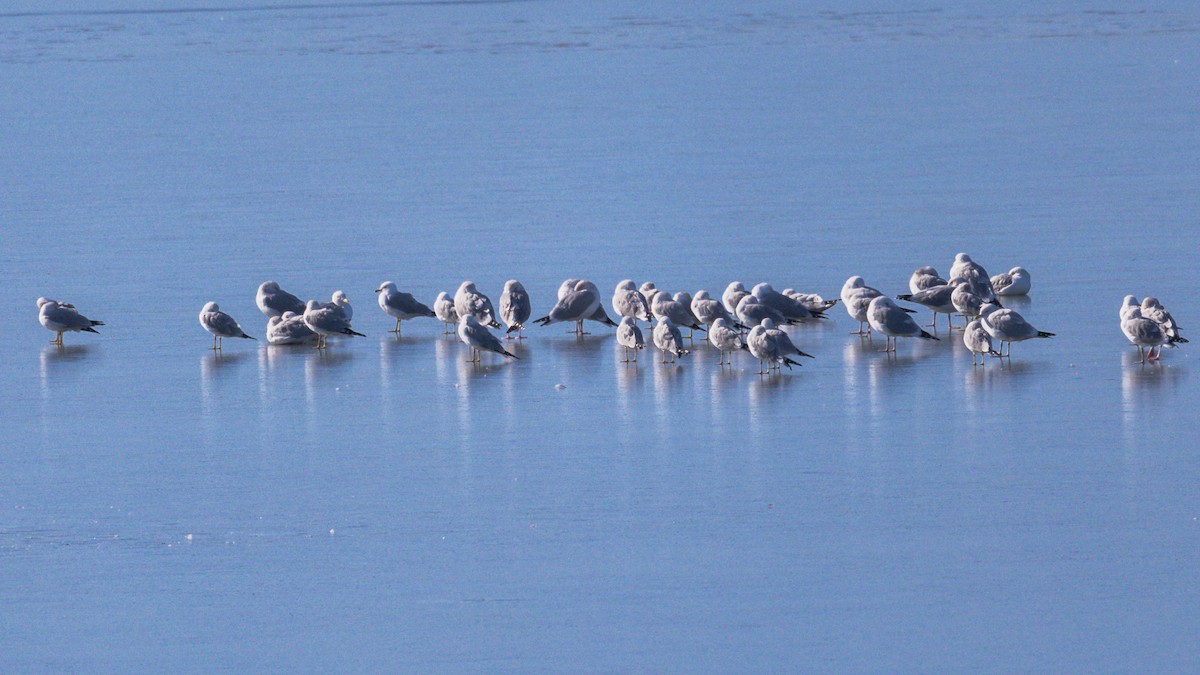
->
xmin=199 ymin=302 xmax=255 ymax=350
xmin=38 ymin=297 xmax=103 ymax=345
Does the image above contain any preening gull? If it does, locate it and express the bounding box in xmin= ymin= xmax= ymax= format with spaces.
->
xmin=37 ymin=297 xmax=103 ymax=345
xmin=199 ymin=302 xmax=254 ymax=350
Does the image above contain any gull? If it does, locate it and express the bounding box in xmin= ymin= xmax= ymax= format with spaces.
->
xmin=951 ymin=283 xmax=986 ymax=323
xmin=267 ymin=311 xmax=318 ymax=346
xmin=499 ymin=279 xmax=532 ymax=339
xmin=37 ymin=298 xmax=103 ymax=345
xmin=303 ymin=299 xmax=365 ymax=349
xmin=376 ymin=281 xmax=435 ymax=335
xmin=867 ymin=296 xmax=938 ymax=353
xmin=558 ymin=278 xmax=582 ymax=301
xmin=651 ymin=291 xmax=705 ymax=333
xmin=638 ymin=282 xmax=658 ymax=311
xmin=1119 ymin=295 xmax=1142 ymax=322
xmin=722 ymin=281 xmax=750 ymax=315
xmin=949 ymin=253 xmax=1000 ymax=305
xmin=762 ymin=318 xmax=815 ymax=363
xmin=329 ymin=290 xmax=353 ymax=321
xmin=781 ymin=289 xmax=839 ymax=313
xmin=616 ymin=316 xmax=646 ymax=362
xmin=736 ymin=294 xmax=791 ymax=328
xmin=576 ymin=280 xmax=620 ymax=329
xmin=454 ymin=281 xmax=501 ymax=328
xmin=691 ymin=290 xmax=746 ymax=329
xmin=458 ymin=315 xmax=518 ymax=363
xmin=991 ymin=267 xmax=1031 ymax=297
xmin=963 ymin=319 xmax=1000 ymax=365
xmin=909 ymin=266 xmax=947 ymax=294
xmin=752 ymin=283 xmax=824 ymax=321
xmin=613 ymin=280 xmax=652 ymax=323
xmin=896 ymin=281 xmax=960 ymax=332
xmin=746 ymin=321 xmax=803 ymax=373
xmin=433 ymin=291 xmax=459 ymax=334
xmin=978 ymin=303 xmax=1053 ymax=357
xmin=534 ymin=279 xmax=601 ymax=334
xmin=672 ymin=291 xmax=705 ymax=337
xmin=708 ymin=317 xmax=748 ymax=365
xmin=1121 ymin=305 xmax=1183 ymax=363
xmin=199 ymin=302 xmax=255 ymax=350
xmin=1141 ymin=297 xmax=1186 ymax=343
xmin=652 ymin=317 xmax=689 ymax=363
xmin=256 ymin=281 xmax=306 ymax=318
xmin=841 ymin=276 xmax=914 ymax=335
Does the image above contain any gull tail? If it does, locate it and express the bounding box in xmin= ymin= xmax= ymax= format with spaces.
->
xmin=1037 ymin=331 xmax=1054 ymax=338
xmin=782 ymin=357 xmax=802 ymax=369
xmin=342 ymin=328 xmax=366 ymax=337
xmin=505 ymin=323 xmax=524 ymax=334
xmin=688 ymin=323 xmax=706 ymax=332
xmin=240 ymin=333 xmax=256 ymax=340
xmin=821 ymin=299 xmax=839 ymax=309
xmin=919 ymin=330 xmax=939 ymax=340
xmin=487 ymin=320 xmax=502 ymax=329
xmin=987 ymin=350 xmax=1003 ymax=357
xmin=90 ymin=320 xmax=105 ymax=326
xmin=498 ymin=348 xmax=519 ymax=359
xmin=81 ymin=326 xmax=100 ymax=334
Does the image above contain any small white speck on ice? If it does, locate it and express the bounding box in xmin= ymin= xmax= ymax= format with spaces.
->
xmin=329 ymin=529 xmax=335 ymax=535
xmin=555 ymin=384 xmax=566 ymax=390
xmin=185 ymin=534 xmax=193 ymax=541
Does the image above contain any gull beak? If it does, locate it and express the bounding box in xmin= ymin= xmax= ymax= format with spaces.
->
xmin=374 ymin=287 xmax=383 ymax=293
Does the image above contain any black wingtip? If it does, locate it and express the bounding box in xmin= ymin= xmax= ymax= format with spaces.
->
xmin=1037 ymin=331 xmax=1055 ymax=338
xmin=901 ymin=307 xmax=917 ymax=314
xmin=488 ymin=320 xmax=502 ymax=329
xmin=896 ymin=294 xmax=913 ymax=301
xmin=505 ymin=323 xmax=523 ymax=334
xmin=533 ymin=316 xmax=550 ymax=326
xmin=90 ymin=320 xmax=105 ymax=326
xmin=82 ymin=326 xmax=100 ymax=334
xmin=345 ymin=328 xmax=366 ymax=337
xmin=503 ymin=350 xmax=519 ymax=359
xmin=783 ymin=357 xmax=801 ymax=368
xmin=1170 ymin=336 xmax=1189 ymax=344
xmin=242 ymin=334 xmax=256 ymax=340
xmin=920 ymin=330 xmax=939 ymax=340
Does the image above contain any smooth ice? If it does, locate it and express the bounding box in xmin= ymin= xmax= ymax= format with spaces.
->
xmin=1 ymin=1 xmax=1198 ymax=670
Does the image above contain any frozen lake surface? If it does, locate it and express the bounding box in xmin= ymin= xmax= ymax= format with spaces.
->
xmin=2 ymin=1 xmax=1198 ymax=670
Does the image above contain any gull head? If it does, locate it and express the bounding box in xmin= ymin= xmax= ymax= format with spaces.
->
xmin=760 ymin=318 xmax=777 ymax=330
xmin=616 ymin=279 xmax=636 ymax=291
xmin=202 ymin=301 xmax=220 ymax=313
xmin=693 ymin=289 xmax=711 ymax=301
xmin=726 ymin=281 xmax=745 ymax=292
xmin=260 ymin=281 xmax=280 ymax=293
xmin=1141 ymin=297 xmax=1163 ymax=310
xmin=843 ymin=276 xmax=865 ymax=290
xmin=375 ymin=281 xmax=396 ymax=293
xmin=751 ymin=282 xmax=773 ymax=296
xmin=979 ymin=302 xmax=1000 ymax=317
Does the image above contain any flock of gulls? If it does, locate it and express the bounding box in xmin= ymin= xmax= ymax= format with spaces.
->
xmin=36 ymin=253 xmax=1187 ymax=370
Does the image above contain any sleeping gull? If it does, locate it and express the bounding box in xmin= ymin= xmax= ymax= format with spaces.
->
xmin=329 ymin=290 xmax=353 ymax=321
xmin=651 ymin=291 xmax=705 ymax=334
xmin=708 ymin=317 xmax=748 ymax=365
xmin=949 ymin=253 xmax=1000 ymax=305
xmin=736 ymin=295 xmax=790 ymax=328
xmin=752 ymin=283 xmax=823 ymax=321
xmin=1141 ymin=297 xmax=1186 ymax=343
xmin=841 ymin=276 xmax=913 ymax=335
xmin=499 ymin=279 xmax=533 ymax=339
xmin=267 ymin=311 xmax=318 ymax=346
xmin=458 ymin=315 xmax=518 ymax=362
xmin=256 ymin=281 xmax=306 ymax=318
xmin=691 ymin=289 xmax=746 ymax=329
xmin=434 ymin=291 xmax=458 ymax=334
xmin=534 ymin=279 xmax=602 ymax=334
xmin=951 ymin=282 xmax=986 ymax=323
xmin=37 ymin=297 xmax=103 ymax=345
xmin=978 ymin=303 xmax=1053 ymax=358
xmin=762 ymin=318 xmax=816 ymax=363
xmin=722 ymin=281 xmax=750 ymax=315
xmin=781 ymin=289 xmax=838 ymax=314
xmin=616 ymin=316 xmax=646 ymax=362
xmin=991 ymin=267 xmax=1031 ymax=297
xmin=746 ymin=321 xmax=802 ymax=373
xmin=867 ymin=296 xmax=938 ymax=353
xmin=963 ymin=319 xmax=1000 ymax=365
xmin=672 ymin=291 xmax=705 ymax=337
xmin=454 ymin=281 xmax=502 ymax=328
xmin=303 ymin=299 xmax=365 ymax=349
xmin=652 ymin=317 xmax=689 ymax=363
xmin=199 ymin=302 xmax=255 ymax=350
xmin=376 ymin=281 xmax=435 ymax=335
xmin=1120 ymin=306 xmax=1178 ymax=363
xmin=909 ymin=266 xmax=947 ymax=294
xmin=612 ymin=280 xmax=653 ymax=323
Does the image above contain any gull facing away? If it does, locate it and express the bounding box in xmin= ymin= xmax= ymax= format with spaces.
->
xmin=762 ymin=318 xmax=816 ymax=363
xmin=782 ymin=289 xmax=839 ymax=314
xmin=303 ymin=299 xmax=365 ymax=350
xmin=534 ymin=279 xmax=602 ymax=335
xmin=638 ymin=282 xmax=658 ymax=313
xmin=752 ymin=283 xmax=824 ymax=321
xmin=991 ymin=267 xmax=1031 ymax=297
xmin=841 ymin=276 xmax=913 ymax=335
xmin=434 ymin=291 xmax=459 ymax=334
xmin=37 ymin=297 xmax=103 ymax=345
xmin=199 ymin=302 xmax=255 ymax=350
xmin=691 ymin=290 xmax=746 ymax=329
xmin=896 ymin=281 xmax=960 ymax=332
xmin=909 ymin=266 xmax=947 ymax=294
xmin=867 ymin=296 xmax=938 ymax=353
xmin=708 ymin=317 xmax=748 ymax=365
xmin=1119 ymin=295 xmax=1142 ymax=322
xmin=1141 ymin=297 xmax=1186 ymax=343
xmin=652 ymin=317 xmax=689 ymax=363
xmin=458 ymin=315 xmax=518 ymax=363
xmin=722 ymin=281 xmax=750 ymax=315
xmin=963 ymin=319 xmax=1001 ymax=365
xmin=500 ymin=279 xmax=533 ymax=339
xmin=1121 ymin=304 xmax=1185 ymax=363
xmin=978 ymin=303 xmax=1053 ymax=358
xmin=616 ymin=316 xmax=646 ymax=363
xmin=951 ymin=283 xmax=986 ymax=323
xmin=746 ymin=321 xmax=803 ymax=374
xmin=948 ymin=253 xmax=1000 ymax=305
xmin=256 ymin=281 xmax=306 ymax=318
xmin=454 ymin=281 xmax=502 ymax=328
xmin=613 ymin=280 xmax=653 ymax=323
xmin=376 ymin=281 xmax=435 ymax=335
xmin=267 ymin=311 xmax=318 ymax=346
xmin=651 ymin=291 xmax=705 ymax=334
xmin=672 ymin=291 xmax=705 ymax=338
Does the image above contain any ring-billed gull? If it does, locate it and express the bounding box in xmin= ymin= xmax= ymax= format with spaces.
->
xmin=708 ymin=317 xmax=748 ymax=365
xmin=991 ymin=267 xmax=1031 ymax=297
xmin=652 ymin=317 xmax=689 ymax=363
xmin=951 ymin=283 xmax=986 ymax=323
xmin=691 ymin=290 xmax=747 ymax=329
xmin=256 ymin=281 xmax=306 ymax=318
xmin=978 ymin=303 xmax=1053 ymax=357
xmin=616 ymin=316 xmax=645 ymax=362
xmin=896 ymin=281 xmax=960 ymax=332
xmin=37 ymin=297 xmax=103 ymax=345
xmin=575 ymin=281 xmax=619 ymax=329
xmin=328 ymin=291 xmax=353 ymax=321
xmin=267 ymin=311 xmax=318 ymax=346
xmin=949 ymin=253 xmax=1000 ymax=305
xmin=534 ymin=279 xmax=601 ymax=335
xmin=434 ymin=291 xmax=458 ymax=334
xmin=867 ymin=296 xmax=938 ymax=353
xmin=500 ymin=279 xmax=532 ymax=339
xmin=672 ymin=291 xmax=705 ymax=338
xmin=840 ymin=276 xmax=913 ymax=335
xmin=638 ymin=282 xmax=658 ymax=312
xmin=736 ymin=295 xmax=790 ymax=328
xmin=909 ymin=266 xmax=947 ymax=294
xmin=199 ymin=302 xmax=255 ymax=350
xmin=651 ymin=291 xmax=705 ymax=334
xmin=454 ymin=281 xmax=502 ymax=328
xmin=746 ymin=321 xmax=802 ymax=373
xmin=963 ymin=319 xmax=1000 ymax=365
xmin=752 ymin=283 xmax=824 ymax=321
xmin=458 ymin=315 xmax=518 ymax=362
xmin=303 ymin=299 xmax=365 ymax=349
xmin=781 ymin=289 xmax=838 ymax=314
xmin=558 ymin=278 xmax=582 ymax=301
xmin=1120 ymin=305 xmax=1180 ymax=363
xmin=1141 ymin=297 xmax=1186 ymax=343
xmin=612 ymin=280 xmax=652 ymax=323
xmin=375 ymin=281 xmax=435 ymax=335
xmin=1119 ymin=295 xmax=1142 ymax=322
xmin=722 ymin=281 xmax=750 ymax=315
xmin=762 ymin=318 xmax=816 ymax=363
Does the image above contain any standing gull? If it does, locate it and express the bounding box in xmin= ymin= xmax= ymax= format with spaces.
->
xmin=867 ymin=296 xmax=938 ymax=353
xmin=978 ymin=303 xmax=1053 ymax=358
xmin=37 ymin=298 xmax=103 ymax=345
xmin=434 ymin=291 xmax=458 ymax=334
xmin=652 ymin=317 xmax=689 ymax=363
xmin=454 ymin=281 xmax=502 ymax=328
xmin=746 ymin=322 xmax=802 ymax=373
xmin=256 ymin=281 xmax=306 ymax=318
xmin=691 ymin=290 xmax=746 ymax=329
xmin=1120 ymin=306 xmax=1175 ymax=363
xmin=199 ymin=302 xmax=255 ymax=350
xmin=841 ymin=276 xmax=913 ymax=335
xmin=651 ymin=291 xmax=705 ymax=334
xmin=534 ymin=280 xmax=601 ymax=335
xmin=896 ymin=281 xmax=960 ymax=332
xmin=376 ymin=281 xmax=435 ymax=335
xmin=1141 ymin=297 xmax=1186 ymax=343
xmin=736 ymin=295 xmax=791 ymax=328
xmin=762 ymin=318 xmax=816 ymax=363
xmin=303 ymin=299 xmax=365 ymax=350
xmin=612 ymin=280 xmax=653 ymax=323
xmin=708 ymin=317 xmax=748 ymax=365
xmin=949 ymin=253 xmax=1000 ymax=305
xmin=458 ymin=315 xmax=518 ymax=363
xmin=616 ymin=316 xmax=646 ymax=363
xmin=963 ymin=319 xmax=1000 ymax=365
xmin=329 ymin=290 xmax=353 ymax=321
xmin=782 ymin=289 xmax=839 ymax=314
xmin=752 ymin=283 xmax=823 ymax=321
xmin=500 ymin=279 xmax=533 ymax=339
xmin=722 ymin=281 xmax=750 ymax=315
